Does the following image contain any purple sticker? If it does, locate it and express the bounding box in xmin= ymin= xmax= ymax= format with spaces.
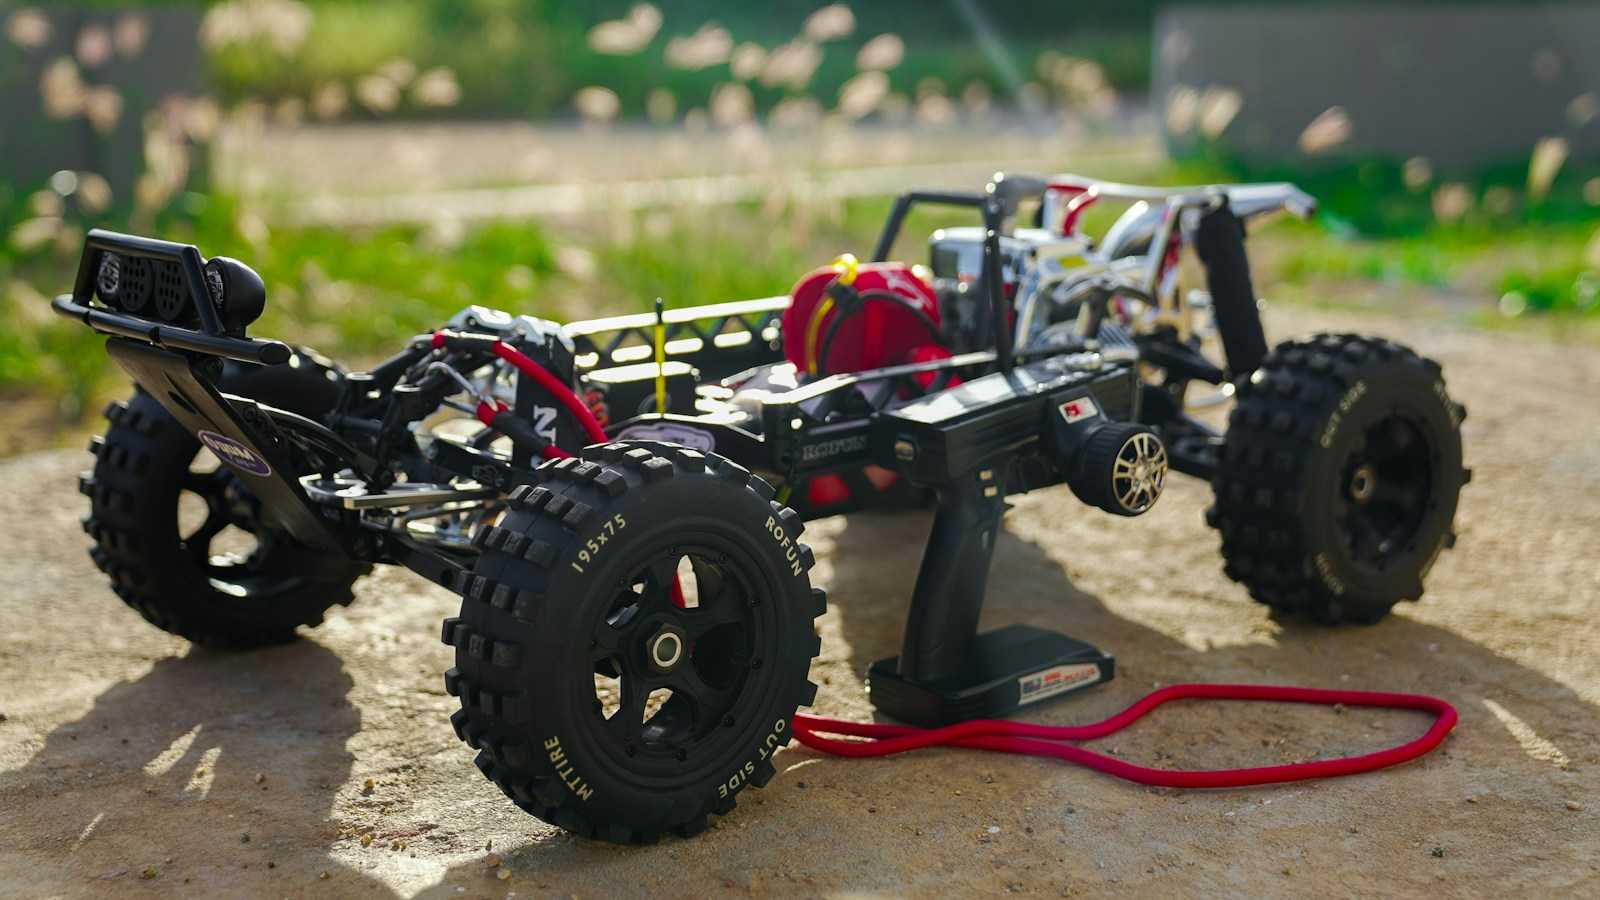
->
xmin=197 ymin=430 xmax=272 ymax=477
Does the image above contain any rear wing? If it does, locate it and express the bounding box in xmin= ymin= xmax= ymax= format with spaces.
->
xmin=51 ymin=229 xmax=290 ymax=365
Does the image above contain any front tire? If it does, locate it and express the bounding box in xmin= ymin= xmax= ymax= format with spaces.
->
xmin=81 ymin=384 xmax=368 ymax=648
xmin=1207 ymin=333 xmax=1468 ymax=623
xmin=444 ymin=442 xmax=825 ymax=843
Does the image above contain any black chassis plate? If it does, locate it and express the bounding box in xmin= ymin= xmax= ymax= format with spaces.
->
xmin=104 ymin=338 xmax=349 ymax=553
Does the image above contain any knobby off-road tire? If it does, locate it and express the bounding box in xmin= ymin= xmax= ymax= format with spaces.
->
xmin=1207 ymin=333 xmax=1468 ymax=624
xmin=80 ymin=353 xmax=367 ymax=648
xmin=444 ymin=441 xmax=825 ymax=843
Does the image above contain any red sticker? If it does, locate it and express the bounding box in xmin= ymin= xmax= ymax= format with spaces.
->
xmin=1058 ymin=396 xmax=1099 ymax=424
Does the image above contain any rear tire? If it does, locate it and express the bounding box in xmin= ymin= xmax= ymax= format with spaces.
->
xmin=1207 ymin=333 xmax=1467 ymax=623
xmin=444 ymin=441 xmax=825 ymax=843
xmin=80 ymin=351 xmax=367 ymax=648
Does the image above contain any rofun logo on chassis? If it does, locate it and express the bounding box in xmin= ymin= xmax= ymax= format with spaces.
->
xmin=197 ymin=430 xmax=272 ymax=477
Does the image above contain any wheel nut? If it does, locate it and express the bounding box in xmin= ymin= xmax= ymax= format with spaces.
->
xmin=646 ymin=626 xmax=686 ymax=673
xmin=1349 ymin=464 xmax=1378 ymax=504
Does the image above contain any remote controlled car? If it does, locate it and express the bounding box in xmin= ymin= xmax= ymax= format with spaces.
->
xmin=57 ymin=172 xmax=1467 ymax=843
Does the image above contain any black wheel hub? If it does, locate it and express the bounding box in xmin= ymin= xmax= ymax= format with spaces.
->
xmin=585 ymin=541 xmax=768 ymax=768
xmin=1338 ymin=414 xmax=1435 ymax=569
xmin=178 ymin=452 xmax=310 ymax=599
xmin=182 ymin=462 xmax=266 ymax=571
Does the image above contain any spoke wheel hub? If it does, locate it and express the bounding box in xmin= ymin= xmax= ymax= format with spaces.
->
xmin=1338 ymin=414 xmax=1435 ymax=570
xmin=584 ymin=539 xmax=770 ymax=772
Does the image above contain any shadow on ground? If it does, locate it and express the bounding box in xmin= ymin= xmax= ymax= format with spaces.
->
xmin=1 ymin=640 xmax=392 ymax=894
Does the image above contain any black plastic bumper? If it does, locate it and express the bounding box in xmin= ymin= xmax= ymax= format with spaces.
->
xmin=52 ymin=294 xmax=290 ymax=365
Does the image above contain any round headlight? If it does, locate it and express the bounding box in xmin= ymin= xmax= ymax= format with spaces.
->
xmin=203 ymin=257 xmax=267 ymax=334
xmin=96 ymin=253 xmax=122 ymax=307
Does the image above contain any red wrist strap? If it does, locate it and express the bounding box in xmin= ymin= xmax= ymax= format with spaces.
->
xmin=791 ymin=683 xmax=1457 ymax=788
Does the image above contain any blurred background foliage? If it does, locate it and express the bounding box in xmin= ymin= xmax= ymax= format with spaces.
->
xmin=2 ymin=0 xmax=1598 ymax=453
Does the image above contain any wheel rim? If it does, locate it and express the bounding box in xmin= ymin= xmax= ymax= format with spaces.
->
xmin=583 ymin=537 xmax=772 ymax=773
xmin=1337 ymin=413 xmax=1435 ymax=570
xmin=176 ymin=449 xmax=301 ymax=599
xmin=1112 ymin=431 xmax=1167 ymax=513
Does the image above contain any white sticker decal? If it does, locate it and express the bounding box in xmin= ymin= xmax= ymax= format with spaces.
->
xmin=615 ymin=421 xmax=716 ymax=452
xmin=1058 ymin=396 xmax=1099 ymax=425
xmin=1018 ymin=662 xmax=1102 ymax=705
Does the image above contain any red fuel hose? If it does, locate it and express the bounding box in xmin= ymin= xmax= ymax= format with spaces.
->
xmin=431 ymin=330 xmax=609 ymax=447
xmin=489 ymin=342 xmax=610 ymax=445
xmin=475 ymin=400 xmax=571 ymax=461
xmin=791 ymin=684 xmax=1456 ymax=788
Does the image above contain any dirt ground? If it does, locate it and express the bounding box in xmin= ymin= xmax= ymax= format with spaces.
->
xmin=1 ymin=303 xmax=1597 ymax=899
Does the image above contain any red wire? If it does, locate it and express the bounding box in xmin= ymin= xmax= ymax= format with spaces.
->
xmin=791 ymin=683 xmax=1457 ymax=788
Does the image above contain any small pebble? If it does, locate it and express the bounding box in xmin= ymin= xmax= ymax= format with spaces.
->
xmin=240 ymin=833 xmax=250 ymax=844
xmin=1567 ymin=800 xmax=1583 ymax=812
xmin=986 ymin=825 xmax=1001 ymax=834
xmin=0 ymin=713 xmax=8 ymax=722
xmin=362 ymin=778 xmax=376 ymax=796
xmin=140 ymin=867 xmax=157 ymax=880
xmin=1333 ymin=704 xmax=1347 ymax=715
xmin=866 ymin=807 xmax=877 ymax=814
xmin=254 ymin=773 xmax=266 ymax=785
xmin=360 ymin=834 xmax=373 ymax=848
xmin=796 ymin=781 xmax=806 ymax=789
xmin=485 ymin=852 xmax=502 ymax=868
xmin=1430 ymin=847 xmax=1445 ymax=859
xmin=319 ymin=871 xmax=331 ymax=881
xmin=497 ymin=868 xmax=511 ymax=881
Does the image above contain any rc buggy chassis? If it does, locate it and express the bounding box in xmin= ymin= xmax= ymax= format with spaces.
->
xmin=56 ymin=173 xmax=1467 ymax=843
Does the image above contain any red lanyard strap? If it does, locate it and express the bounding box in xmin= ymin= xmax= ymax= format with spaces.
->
xmin=790 ymin=683 xmax=1458 ymax=788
